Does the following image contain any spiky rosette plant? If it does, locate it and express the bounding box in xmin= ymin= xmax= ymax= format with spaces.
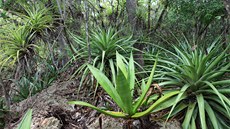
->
xmin=146 ymin=39 xmax=230 ymax=129
xmin=69 ymin=27 xmax=135 ymax=93
xmin=20 ymin=2 xmax=53 ymax=35
xmin=69 ymin=52 xmax=179 ymax=119
xmin=0 ymin=25 xmax=37 ymax=70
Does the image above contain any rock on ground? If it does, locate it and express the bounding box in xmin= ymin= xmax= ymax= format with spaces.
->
xmin=6 ymin=80 xmax=80 ymax=129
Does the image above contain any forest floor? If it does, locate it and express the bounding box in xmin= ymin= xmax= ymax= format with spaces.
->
xmin=4 ymin=72 xmax=181 ymax=129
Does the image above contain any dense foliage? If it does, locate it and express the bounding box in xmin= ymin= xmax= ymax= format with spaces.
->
xmin=0 ymin=0 xmax=229 ymax=128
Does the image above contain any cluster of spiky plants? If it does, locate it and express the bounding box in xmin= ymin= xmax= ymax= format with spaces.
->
xmin=0 ymin=25 xmax=36 ymax=69
xmin=0 ymin=2 xmax=53 ymax=71
xmin=69 ymin=27 xmax=135 ymax=93
xmin=71 ymin=36 xmax=230 ymax=129
xmin=20 ymin=3 xmax=53 ymax=34
xmin=145 ymin=39 xmax=230 ymax=129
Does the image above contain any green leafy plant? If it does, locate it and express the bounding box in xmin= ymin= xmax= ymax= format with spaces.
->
xmin=147 ymin=41 xmax=230 ymax=129
xmin=69 ymin=52 xmax=179 ymax=118
xmin=69 ymin=27 xmax=135 ymax=93
xmin=14 ymin=77 xmax=31 ymax=101
xmin=0 ymin=25 xmax=37 ymax=70
xmin=13 ymin=76 xmax=39 ymax=102
xmin=20 ymin=2 xmax=53 ymax=34
xmin=17 ymin=108 xmax=32 ymax=129
xmin=0 ymin=2 xmax=53 ymax=72
xmin=13 ymin=61 xmax=58 ymax=102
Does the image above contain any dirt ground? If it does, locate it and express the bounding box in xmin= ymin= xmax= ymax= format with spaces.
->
xmin=3 ymin=78 xmax=181 ymax=129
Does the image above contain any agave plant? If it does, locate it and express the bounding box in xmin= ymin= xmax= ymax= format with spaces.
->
xmin=0 ymin=25 xmax=37 ymax=70
xmin=70 ymin=27 xmax=135 ymax=65
xmin=69 ymin=27 xmax=135 ymax=93
xmin=146 ymin=40 xmax=230 ymax=129
xmin=20 ymin=2 xmax=53 ymax=34
xmin=69 ymin=52 xmax=179 ymax=119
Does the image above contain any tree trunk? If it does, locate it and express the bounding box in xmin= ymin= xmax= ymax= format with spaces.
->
xmin=224 ymin=0 xmax=230 ymax=15
xmin=126 ymin=0 xmax=137 ymax=30
xmin=84 ymin=0 xmax=91 ymax=63
xmin=148 ymin=0 xmax=151 ymax=32
xmin=126 ymin=0 xmax=144 ymax=67
xmin=223 ymin=0 xmax=230 ymax=45
xmin=55 ymin=0 xmax=72 ymax=65
xmin=0 ymin=77 xmax=10 ymax=110
xmin=153 ymin=0 xmax=168 ymax=31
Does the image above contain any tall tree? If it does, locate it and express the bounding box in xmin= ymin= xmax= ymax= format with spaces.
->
xmin=0 ymin=74 xmax=10 ymax=110
xmin=126 ymin=0 xmax=144 ymax=67
xmin=56 ymin=0 xmax=75 ymax=65
xmin=147 ymin=0 xmax=151 ymax=32
xmin=153 ymin=0 xmax=168 ymax=31
xmin=224 ymin=0 xmax=230 ymax=15
xmin=126 ymin=0 xmax=137 ymax=29
xmin=84 ymin=0 xmax=91 ymax=63
xmin=223 ymin=0 xmax=230 ymax=44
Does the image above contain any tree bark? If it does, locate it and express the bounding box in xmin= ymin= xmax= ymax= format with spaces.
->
xmin=223 ymin=0 xmax=230 ymax=16
xmin=0 ymin=77 xmax=10 ymax=110
xmin=148 ymin=0 xmax=151 ymax=32
xmin=126 ymin=0 xmax=137 ymax=30
xmin=223 ymin=0 xmax=230 ymax=45
xmin=153 ymin=0 xmax=168 ymax=31
xmin=55 ymin=0 xmax=72 ymax=65
xmin=84 ymin=0 xmax=91 ymax=63
xmin=126 ymin=0 xmax=144 ymax=67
